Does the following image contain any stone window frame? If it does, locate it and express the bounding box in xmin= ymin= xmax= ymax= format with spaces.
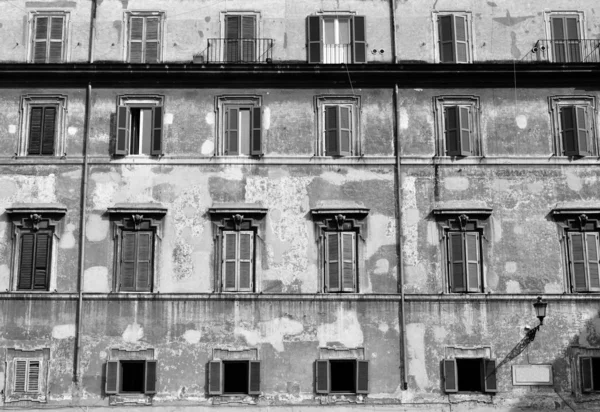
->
xmin=314 ymin=95 xmax=362 ymax=156
xmin=208 ymin=347 xmax=261 ymax=398
xmin=315 ymin=347 xmax=369 ymax=396
xmin=569 ymin=345 xmax=600 ymax=400
xmin=431 ymin=11 xmax=475 ymax=63
xmin=105 ymin=348 xmax=156 ymax=405
xmin=214 ymin=95 xmax=263 ymax=156
xmin=442 ymin=345 xmax=497 ymax=395
xmin=433 ymin=95 xmax=482 ymax=157
xmin=208 ymin=204 xmax=267 ymax=293
xmin=6 ymin=204 xmax=66 ymax=292
xmin=114 ymin=94 xmax=165 ymax=157
xmin=27 ymin=11 xmax=71 ymax=63
xmin=108 ymin=204 xmax=167 ymax=293
xmin=543 ymin=11 xmax=586 ymax=63
xmin=433 ymin=207 xmax=492 ymax=294
xmin=4 ymin=348 xmax=50 ymax=403
xmin=122 ymin=10 xmax=166 ymax=63
xmin=17 ymin=94 xmax=68 ymax=157
xmin=218 ymin=10 xmax=262 ymax=62
xmin=548 ymin=95 xmax=597 ymax=157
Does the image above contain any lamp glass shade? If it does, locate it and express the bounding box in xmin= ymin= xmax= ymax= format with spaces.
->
xmin=533 ymin=297 xmax=547 ymax=322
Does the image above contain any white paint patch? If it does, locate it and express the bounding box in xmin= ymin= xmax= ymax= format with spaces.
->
xmin=122 ymin=323 xmax=144 ymax=343
xmin=505 ymin=280 xmax=522 ymax=293
xmin=406 ymin=323 xmax=428 ymax=389
xmin=52 ymin=324 xmax=76 ymax=339
xmin=544 ymin=282 xmax=563 ymax=293
xmin=427 ymin=221 xmax=438 ymax=246
xmin=235 ymin=317 xmax=304 ymax=352
xmin=317 ymin=308 xmax=363 ymax=348
xmin=59 ymin=223 xmax=76 ymax=249
xmin=405 ymin=263 xmax=427 ymax=291
xmin=8 ymin=125 xmax=16 ymax=134
xmin=0 ymin=264 xmax=10 ymax=291
xmin=164 ymin=113 xmax=174 ymax=125
xmin=566 ymin=171 xmax=582 ymax=191
xmin=399 ymin=107 xmax=409 ymax=130
xmin=505 ymin=261 xmax=517 ymax=273
xmin=0 ymin=371 xmax=4 ymax=391
xmin=83 ymin=266 xmax=109 ymax=292
xmin=68 ymin=127 xmax=77 ymax=136
xmin=201 ymin=140 xmax=214 ymax=155
xmin=432 ymin=326 xmax=447 ymax=341
xmin=513 ymin=225 xmax=523 ymax=235
xmin=222 ymin=166 xmax=244 ymax=181
xmin=85 ymin=214 xmax=109 ymax=242
xmin=366 ymin=214 xmax=396 ymax=259
xmin=373 ymin=259 xmax=389 ymax=275
xmin=516 ymin=115 xmax=527 ymax=129
xmin=99 ymin=351 xmax=107 ymax=360
xmin=527 ymin=182 xmax=543 ymax=194
xmin=183 ymin=329 xmax=202 ymax=344
xmin=263 ymin=107 xmax=271 ymax=130
xmin=378 ymin=323 xmax=389 ymax=334
xmin=205 ymin=112 xmax=215 ymax=125
xmin=443 ymin=176 xmax=469 ymax=191
xmin=493 ymin=217 xmax=502 ymax=242
xmin=493 ymin=179 xmax=511 ymax=192
xmin=319 ymin=169 xmax=394 ymax=185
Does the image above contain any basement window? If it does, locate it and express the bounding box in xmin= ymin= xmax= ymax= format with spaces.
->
xmin=208 ymin=359 xmax=261 ymax=395
xmin=443 ymin=358 xmax=497 ymax=393
xmin=105 ymin=359 xmax=157 ymax=395
xmin=315 ymin=359 xmax=369 ymax=394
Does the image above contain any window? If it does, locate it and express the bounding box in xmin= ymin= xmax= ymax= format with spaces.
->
xmin=325 ymin=231 xmax=356 ymax=292
xmin=208 ymin=359 xmax=261 ymax=395
xmin=315 ymin=96 xmax=361 ymax=156
xmin=216 ymin=96 xmax=262 ymax=156
xmin=222 ymin=231 xmax=254 ymax=291
xmin=30 ymin=13 xmax=68 ymax=63
xmin=434 ymin=96 xmax=481 ymax=156
xmin=443 ymin=358 xmax=497 ymax=393
xmin=315 ymin=359 xmax=369 ymax=394
xmin=545 ymin=13 xmax=583 ymax=63
xmin=307 ymin=14 xmax=366 ymax=64
xmin=108 ymin=204 xmax=166 ymax=292
xmin=224 ymin=14 xmax=257 ymax=62
xmin=434 ymin=12 xmax=472 ymax=63
xmin=18 ymin=95 xmax=67 ymax=156
xmin=105 ymin=360 xmax=157 ymax=395
xmin=581 ymin=357 xmax=600 ymax=392
xmin=4 ymin=348 xmax=49 ymax=403
xmin=549 ymin=96 xmax=596 ymax=157
xmin=115 ymin=95 xmax=164 ymax=156
xmin=126 ymin=12 xmax=164 ymax=63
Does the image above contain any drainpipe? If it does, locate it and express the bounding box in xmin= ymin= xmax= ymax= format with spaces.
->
xmin=390 ymin=0 xmax=398 ymax=64
xmin=394 ymin=83 xmax=408 ymax=390
xmin=89 ymin=0 xmax=97 ymax=63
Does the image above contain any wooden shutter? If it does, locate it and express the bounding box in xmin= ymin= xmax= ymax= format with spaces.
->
xmin=575 ymin=106 xmax=589 ymax=155
xmin=115 ymin=105 xmax=129 ymax=155
xmin=565 ymin=17 xmax=581 ymax=62
xmin=208 ymin=360 xmax=223 ymax=395
xmin=33 ymin=233 xmax=51 ymax=290
xmin=356 ymin=360 xmax=369 ymax=394
xmin=569 ymin=232 xmax=588 ymax=291
xmin=121 ymin=232 xmax=136 ymax=291
xmin=129 ymin=17 xmax=144 ymax=63
xmin=18 ymin=233 xmax=35 ymax=290
xmin=443 ymin=359 xmax=458 ymax=392
xmin=586 ymin=233 xmax=600 ymax=291
xmin=326 ymin=233 xmax=341 ymax=292
xmin=307 ymin=16 xmax=322 ymax=63
xmin=238 ymin=231 xmax=254 ymax=291
xmin=145 ymin=17 xmax=160 ymax=63
xmin=551 ymin=17 xmax=567 ymax=62
xmin=33 ymin=16 xmax=49 ymax=63
xmin=581 ymin=357 xmax=593 ymax=392
xmin=225 ymin=107 xmax=239 ymax=155
xmin=341 ymin=232 xmax=356 ymax=292
xmin=325 ymin=106 xmax=340 ymax=156
xmin=444 ymin=106 xmax=460 ymax=156
xmin=144 ymin=360 xmax=157 ymax=394
xmin=454 ymin=15 xmax=468 ymax=63
xmin=28 ymin=107 xmax=43 ymax=155
xmin=438 ymin=15 xmax=454 ymax=63
xmin=41 ymin=107 xmax=56 ymax=155
xmin=339 ymin=106 xmax=352 ymax=156
xmin=483 ymin=359 xmax=498 ymax=393
xmin=136 ymin=231 xmax=153 ymax=291
xmin=458 ymin=106 xmax=471 ymax=156
xmin=225 ymin=15 xmax=240 ymax=62
xmin=105 ymin=360 xmax=119 ymax=394
xmin=241 ymin=16 xmax=256 ymax=62
xmin=248 ymin=360 xmax=261 ymax=395
xmin=48 ymin=16 xmax=65 ymax=63
xmin=561 ymin=106 xmax=578 ymax=156
xmin=250 ymin=107 xmax=263 ymax=156
xmin=352 ymin=16 xmax=366 ymax=63
xmin=14 ymin=360 xmax=27 ymax=392
xmin=315 ymin=360 xmax=329 ymax=394
xmin=464 ymin=232 xmax=480 ymax=292
xmin=28 ymin=361 xmax=40 ymax=392
xmin=448 ymin=232 xmax=465 ymax=292
xmin=151 ymin=106 xmax=163 ymax=155
xmin=223 ymin=231 xmax=237 ymax=291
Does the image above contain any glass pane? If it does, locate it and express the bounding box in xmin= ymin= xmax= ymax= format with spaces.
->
xmin=239 ymin=109 xmax=250 ymax=155
xmin=140 ymin=109 xmax=152 ymax=155
xmin=338 ymin=19 xmax=350 ymax=44
xmin=324 ymin=19 xmax=335 ymax=44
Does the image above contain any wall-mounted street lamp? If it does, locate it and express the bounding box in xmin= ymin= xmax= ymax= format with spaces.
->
xmin=533 ymin=296 xmax=548 ymax=326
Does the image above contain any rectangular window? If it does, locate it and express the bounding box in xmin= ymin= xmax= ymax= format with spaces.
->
xmin=31 ymin=14 xmax=66 ymax=63
xmin=17 ymin=231 xmax=52 ymax=291
xmin=443 ymin=358 xmax=497 ymax=393
xmin=315 ymin=359 xmax=369 ymax=394
xmin=324 ymin=105 xmax=352 ymax=156
xmin=208 ymin=360 xmax=260 ymax=395
xmin=560 ymin=106 xmax=591 ymax=156
xmin=105 ymin=360 xmax=157 ymax=395
xmin=115 ymin=104 xmax=163 ymax=156
xmin=444 ymin=106 xmax=472 ymax=156
xmin=224 ymin=15 xmax=256 ymax=62
xmin=28 ymin=106 xmax=56 ymax=156
xmin=437 ymin=14 xmax=471 ymax=63
xmin=224 ymin=106 xmax=262 ymax=156
xmin=222 ymin=230 xmax=254 ymax=291
xmin=128 ymin=14 xmax=162 ymax=63
xmin=568 ymin=232 xmax=600 ymax=292
xmin=325 ymin=232 xmax=357 ymax=292
xmin=307 ymin=15 xmax=366 ymax=64
xmin=551 ymin=16 xmax=581 ymax=63
xmin=13 ymin=360 xmax=40 ymax=393
xmin=120 ymin=230 xmax=153 ymax=292
xmin=447 ymin=231 xmax=481 ymax=293
xmin=581 ymin=357 xmax=600 ymax=392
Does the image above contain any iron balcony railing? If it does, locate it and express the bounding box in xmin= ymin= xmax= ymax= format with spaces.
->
xmin=206 ymin=38 xmax=274 ymax=63
xmin=322 ymin=43 xmax=352 ymax=64
xmin=521 ymin=39 xmax=600 ymax=63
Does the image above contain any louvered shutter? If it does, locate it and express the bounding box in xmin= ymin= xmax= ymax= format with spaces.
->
xmin=575 ymin=106 xmax=589 ymax=156
xmin=248 ymin=360 xmax=261 ymax=395
xmin=41 ymin=107 xmax=56 ymax=155
xmin=339 ymin=106 xmax=352 ymax=156
xmin=121 ymin=232 xmax=136 ymax=291
xmin=144 ymin=360 xmax=157 ymax=394
xmin=14 ymin=360 xmax=27 ymax=392
xmin=443 ymin=359 xmax=458 ymax=392
xmin=208 ymin=360 xmax=223 ymax=395
xmin=151 ymin=106 xmax=163 ymax=155
xmin=225 ymin=15 xmax=240 ymax=62
xmin=445 ymin=106 xmax=460 ymax=156
xmin=105 ymin=360 xmax=119 ymax=394
xmin=48 ymin=16 xmax=64 ymax=63
xmin=28 ymin=361 xmax=40 ymax=392
xmin=356 ymin=360 xmax=369 ymax=394
xmin=459 ymin=106 xmax=471 ymax=156
xmin=561 ymin=106 xmax=578 ymax=156
xmin=34 ymin=233 xmax=50 ymax=290
xmin=115 ymin=106 xmax=129 ymax=155
xmin=241 ymin=16 xmax=256 ymax=62
xmin=448 ymin=232 xmax=465 ymax=292
xmin=326 ymin=233 xmax=341 ymax=292
xmin=341 ymin=232 xmax=356 ymax=292
xmin=129 ymin=17 xmax=144 ymax=63
xmin=581 ymin=357 xmax=593 ymax=392
xmin=28 ymin=107 xmax=43 ymax=155
xmin=454 ymin=15 xmax=468 ymax=63
xmin=33 ymin=17 xmax=49 ymax=63
xmin=315 ymin=360 xmax=329 ymax=394
xmin=18 ymin=233 xmax=35 ymax=290
xmin=551 ymin=17 xmax=567 ymax=63
xmin=569 ymin=232 xmax=588 ymax=291
xmin=250 ymin=107 xmax=263 ymax=156
xmin=225 ymin=107 xmax=239 ymax=155
xmin=352 ymin=16 xmax=366 ymax=63
xmin=325 ymin=106 xmax=340 ymax=156
xmin=565 ymin=17 xmax=581 ymax=62
xmin=465 ymin=232 xmax=480 ymax=292
xmin=223 ymin=231 xmax=237 ymax=291
xmin=438 ymin=15 xmax=454 ymax=63
xmin=483 ymin=359 xmax=498 ymax=393
xmin=145 ymin=17 xmax=160 ymax=63
xmin=238 ymin=231 xmax=253 ymax=291
xmin=307 ymin=16 xmax=323 ymax=63
xmin=586 ymin=233 xmax=600 ymax=291
xmin=136 ymin=231 xmax=152 ymax=291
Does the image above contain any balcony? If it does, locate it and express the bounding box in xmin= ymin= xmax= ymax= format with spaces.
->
xmin=206 ymin=38 xmax=274 ymax=63
xmin=521 ymin=39 xmax=600 ymax=63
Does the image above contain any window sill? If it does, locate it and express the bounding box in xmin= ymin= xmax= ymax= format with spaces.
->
xmin=109 ymin=394 xmax=152 ymax=406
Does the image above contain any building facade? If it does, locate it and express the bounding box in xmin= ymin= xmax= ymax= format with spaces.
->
xmin=0 ymin=0 xmax=599 ymax=411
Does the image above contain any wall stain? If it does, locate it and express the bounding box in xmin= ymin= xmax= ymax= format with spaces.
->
xmin=493 ymin=10 xmax=534 ymax=26
xmin=510 ymin=31 xmax=521 ymax=59
xmin=25 ymin=1 xmax=76 ymax=7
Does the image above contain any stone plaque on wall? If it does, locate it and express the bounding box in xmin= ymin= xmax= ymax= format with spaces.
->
xmin=512 ymin=364 xmax=553 ymax=385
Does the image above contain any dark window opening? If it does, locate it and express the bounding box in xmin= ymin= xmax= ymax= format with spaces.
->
xmin=456 ymin=358 xmax=482 ymax=392
xmin=121 ymin=361 xmax=145 ymax=393
xmin=129 ymin=108 xmax=152 ymax=155
xmin=330 ymin=360 xmax=355 ymax=393
xmin=223 ymin=361 xmax=248 ymax=394
xmin=593 ymin=358 xmax=600 ymax=390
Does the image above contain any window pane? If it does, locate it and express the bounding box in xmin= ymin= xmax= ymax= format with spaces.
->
xmin=324 ymin=19 xmax=335 ymax=44
xmin=140 ymin=109 xmax=152 ymax=155
xmin=338 ymin=19 xmax=350 ymax=44
xmin=239 ymin=109 xmax=250 ymax=155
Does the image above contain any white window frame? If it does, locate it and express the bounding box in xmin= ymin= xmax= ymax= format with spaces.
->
xmin=314 ymin=95 xmax=361 ymax=156
xmin=4 ymin=348 xmax=49 ymax=403
xmin=215 ymin=95 xmax=262 ymax=156
xmin=116 ymin=94 xmax=165 ymax=157
xmin=123 ymin=11 xmax=166 ymax=63
xmin=18 ymin=94 xmax=68 ymax=157
xmin=433 ymin=95 xmax=482 ymax=157
xmin=548 ymin=95 xmax=597 ymax=156
xmin=431 ymin=11 xmax=474 ymax=63
xmin=543 ymin=11 xmax=586 ymax=63
xmin=27 ymin=11 xmax=70 ymax=63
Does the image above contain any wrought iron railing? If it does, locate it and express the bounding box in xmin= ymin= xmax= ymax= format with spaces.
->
xmin=206 ymin=38 xmax=274 ymax=63
xmin=521 ymin=39 xmax=600 ymax=63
